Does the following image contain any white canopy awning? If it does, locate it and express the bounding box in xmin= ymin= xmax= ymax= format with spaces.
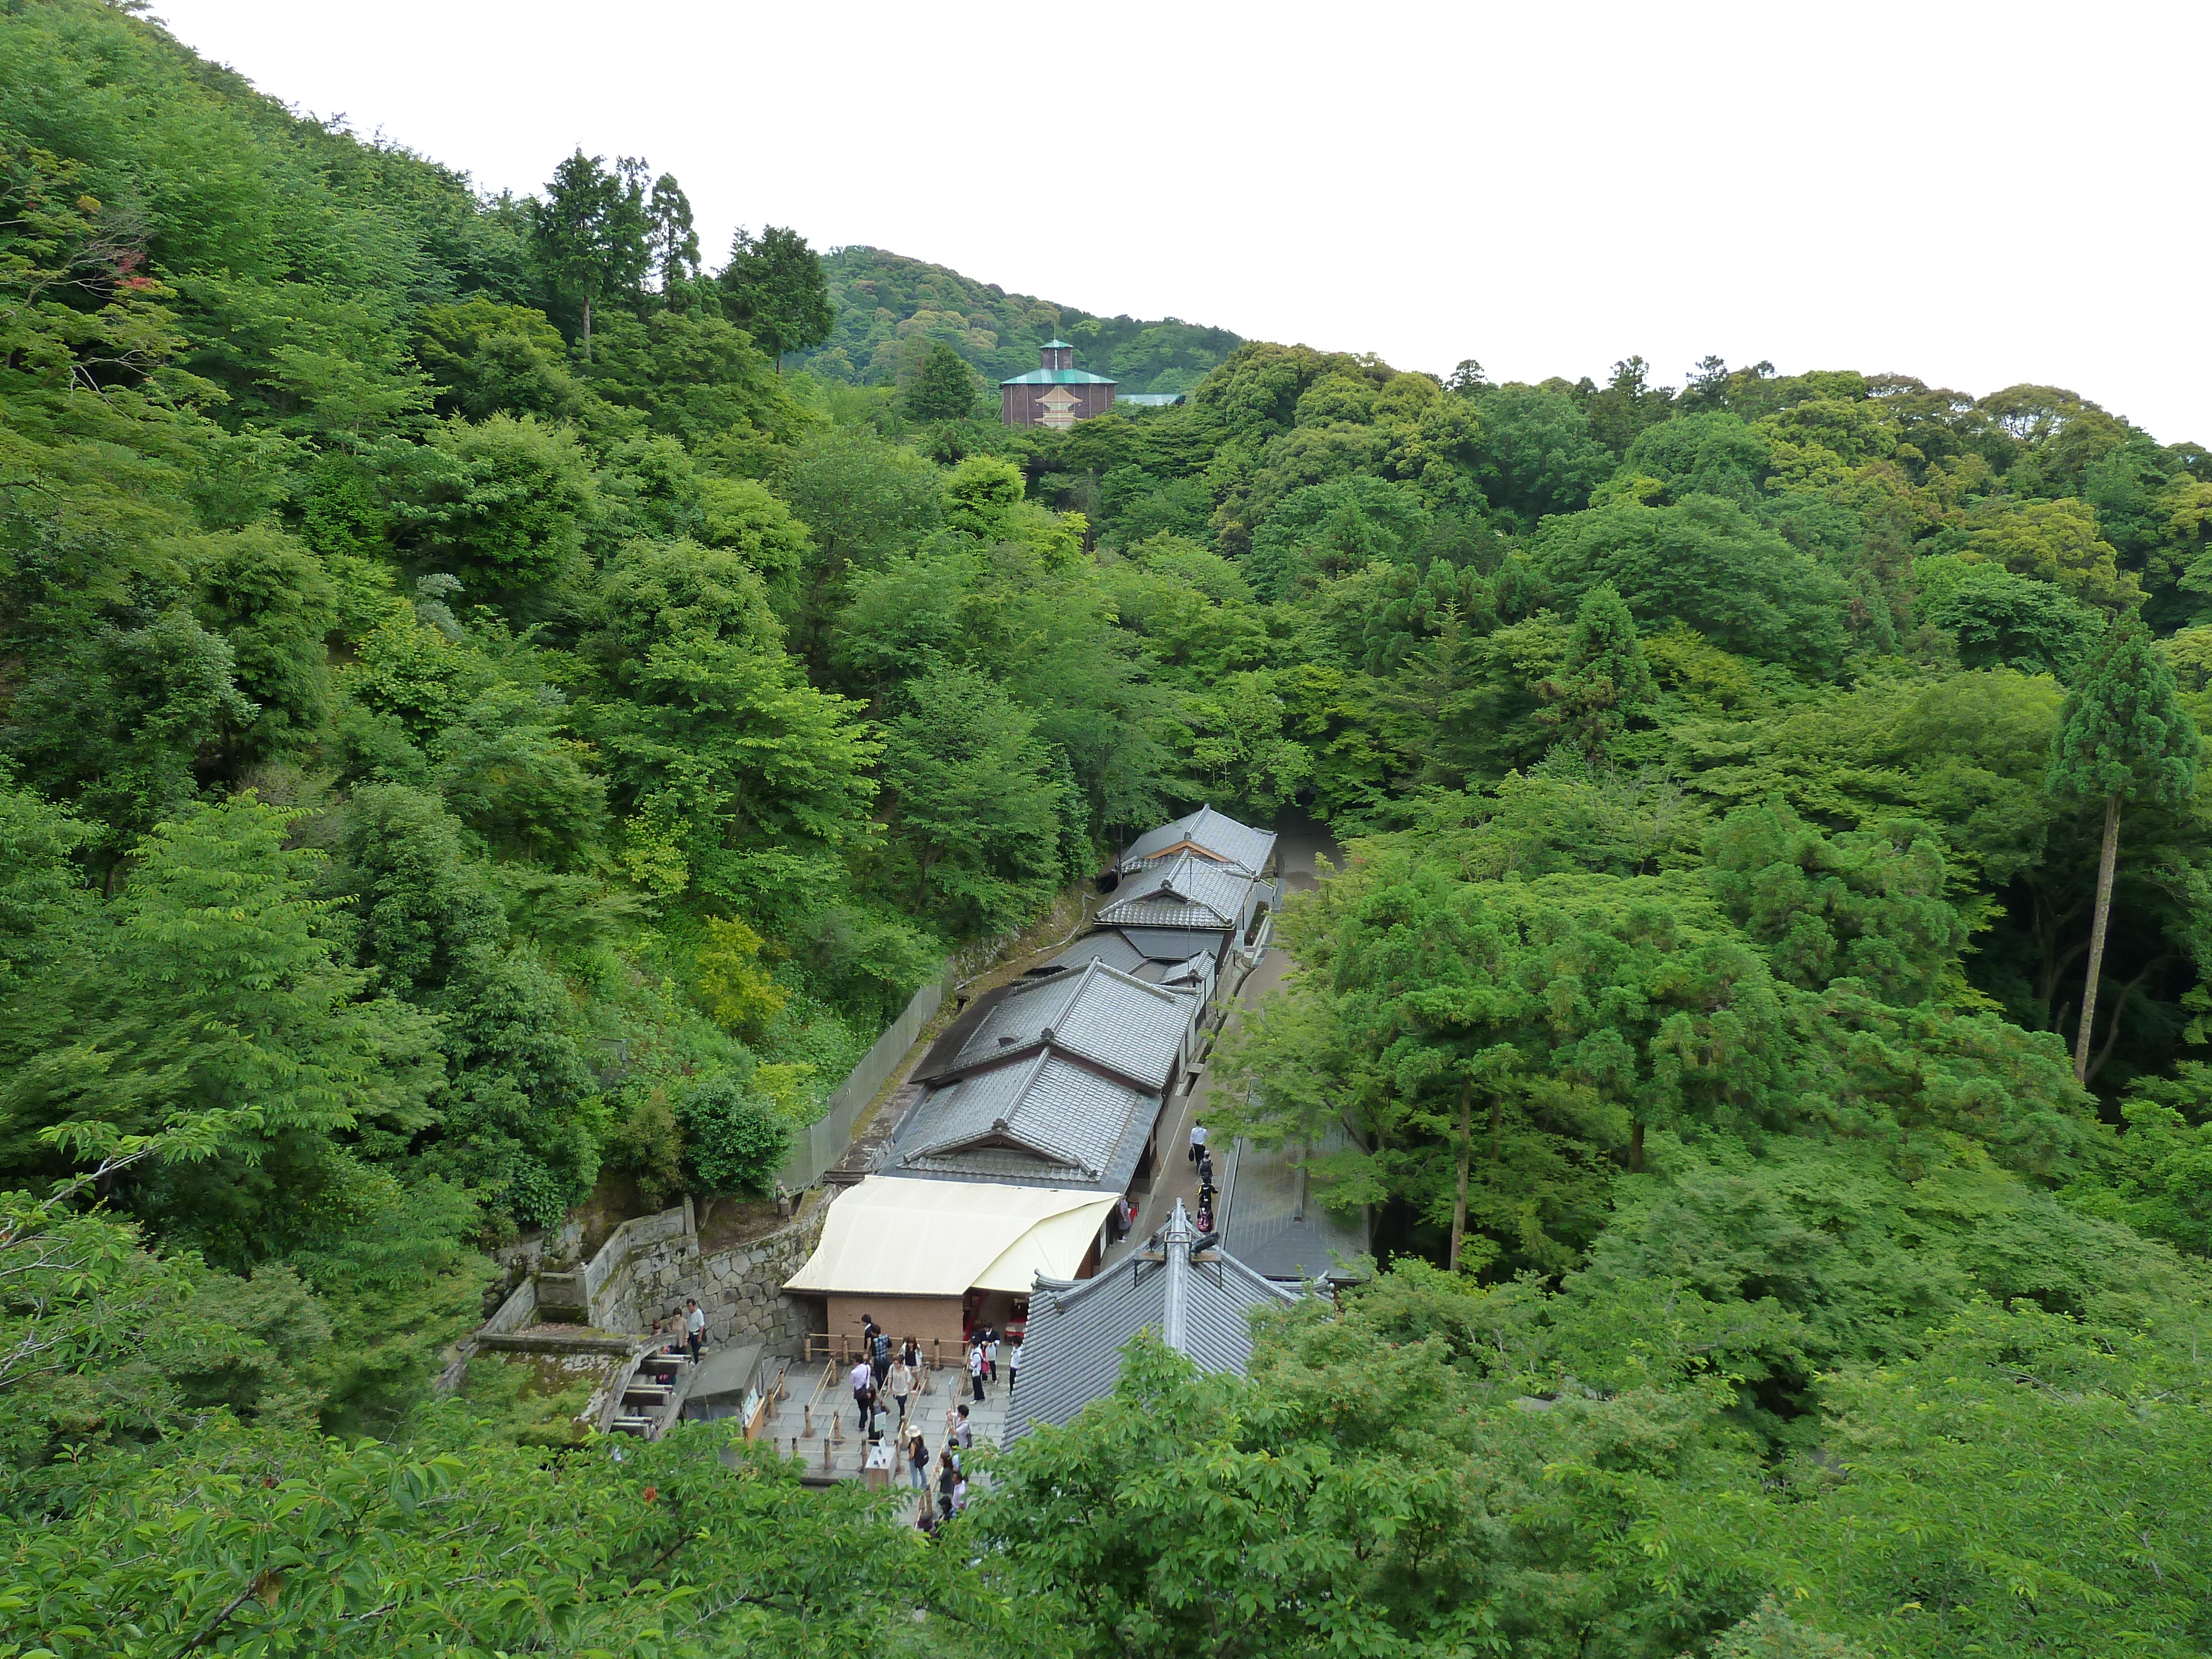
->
xmin=783 ymin=1177 xmax=1117 ymax=1299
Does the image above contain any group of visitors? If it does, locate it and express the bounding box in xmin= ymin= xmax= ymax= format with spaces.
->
xmin=849 ymin=1314 xmax=922 ymax=1434
xmin=656 ymin=1298 xmax=708 ymax=1361
xmin=1107 ymin=1192 xmax=1139 ymax=1241
xmin=965 ymin=1324 xmax=997 ymax=1401
xmin=962 ymin=1323 xmax=1024 ymax=1401
xmin=1191 ymin=1121 xmax=1219 ymax=1233
xmin=904 ymin=1401 xmax=977 ymax=1534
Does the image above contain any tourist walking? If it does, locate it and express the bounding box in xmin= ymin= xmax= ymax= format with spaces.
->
xmin=1188 ymin=1120 xmax=1208 ymax=1165
xmin=982 ymin=1324 xmax=999 ymax=1382
xmin=968 ymin=1338 xmax=985 ymax=1401
xmin=907 ymin=1429 xmax=930 ymax=1489
xmin=889 ymin=1355 xmax=914 ymax=1423
xmin=870 ymin=1322 xmax=891 ymax=1390
xmin=684 ymin=1298 xmax=705 ymax=1361
xmin=849 ymin=1357 xmax=875 ymax=1433
xmin=1006 ymin=1338 xmax=1021 ymax=1395
xmin=936 ymin=1449 xmax=958 ymax=1521
xmin=954 ymin=1404 xmax=974 ymax=1451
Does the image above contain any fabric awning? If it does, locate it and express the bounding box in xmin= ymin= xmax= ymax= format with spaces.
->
xmin=783 ymin=1177 xmax=1116 ymax=1298
xmin=973 ymin=1199 xmax=1115 ymax=1291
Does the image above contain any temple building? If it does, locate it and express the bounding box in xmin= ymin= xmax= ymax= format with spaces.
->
xmin=1005 ymin=1199 xmax=1300 ymax=1442
xmin=1000 ymin=339 xmax=1117 ymax=429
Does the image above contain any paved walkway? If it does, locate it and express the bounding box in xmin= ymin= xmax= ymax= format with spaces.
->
xmin=1109 ymin=944 xmax=1292 ymax=1265
xmin=749 ymin=1350 xmax=1008 ymax=1486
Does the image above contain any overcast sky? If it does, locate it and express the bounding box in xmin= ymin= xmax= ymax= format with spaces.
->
xmin=151 ymin=0 xmax=2210 ymax=444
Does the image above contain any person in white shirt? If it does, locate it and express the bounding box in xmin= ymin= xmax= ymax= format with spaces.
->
xmin=849 ymin=1358 xmax=876 ymax=1433
xmin=968 ymin=1339 xmax=986 ymax=1402
xmin=1006 ymin=1340 xmax=1022 ymax=1394
xmin=1188 ymin=1120 xmax=1209 ymax=1165
xmin=684 ymin=1298 xmax=705 ymax=1361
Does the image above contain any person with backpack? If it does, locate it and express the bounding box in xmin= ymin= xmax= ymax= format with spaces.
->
xmin=870 ymin=1322 xmax=892 ymax=1391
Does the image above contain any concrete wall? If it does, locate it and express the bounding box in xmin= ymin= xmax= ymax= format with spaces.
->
xmin=776 ymin=970 xmax=958 ymax=1191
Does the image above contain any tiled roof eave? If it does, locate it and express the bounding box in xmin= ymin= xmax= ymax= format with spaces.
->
xmin=1000 ymin=369 xmax=1119 ymax=385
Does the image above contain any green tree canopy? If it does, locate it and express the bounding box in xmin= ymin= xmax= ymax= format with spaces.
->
xmin=718 ymin=224 xmax=834 ymax=364
xmin=903 ymin=340 xmax=984 ymax=421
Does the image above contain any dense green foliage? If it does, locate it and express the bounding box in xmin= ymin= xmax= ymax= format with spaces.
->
xmin=793 ymin=244 xmax=1241 ymax=394
xmin=4 ymin=5 xmax=2212 ymax=1655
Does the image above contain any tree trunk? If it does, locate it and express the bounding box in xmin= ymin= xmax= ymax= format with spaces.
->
xmin=1448 ymin=1078 xmax=1472 ymax=1272
xmin=2073 ymin=791 xmax=2122 ymax=1084
xmin=582 ymin=296 xmax=593 ymax=362
xmin=1631 ymin=1118 xmax=1645 ymax=1173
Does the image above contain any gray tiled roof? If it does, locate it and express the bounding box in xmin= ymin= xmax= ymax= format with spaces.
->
xmin=1119 ymin=926 xmax=1233 ymax=963
xmin=1041 ymin=931 xmax=1149 ymax=978
xmin=1096 ymin=854 xmax=1257 ymax=932
xmin=1006 ymin=1201 xmax=1297 ymax=1442
xmin=889 ymin=1051 xmax=1155 ymax=1191
xmin=1120 ymin=805 xmax=1277 ymax=877
xmin=935 ymin=958 xmax=1196 ymax=1095
xmin=1040 ymin=933 xmax=1217 ymax=999
xmin=1218 ymin=1125 xmax=1371 ymax=1283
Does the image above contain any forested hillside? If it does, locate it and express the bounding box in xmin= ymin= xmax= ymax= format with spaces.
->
xmin=792 ymin=244 xmax=1241 ymax=394
xmin=4 ymin=2 xmax=2210 ymax=1655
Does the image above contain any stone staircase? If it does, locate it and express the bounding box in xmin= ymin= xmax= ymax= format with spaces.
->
xmin=606 ymin=1347 xmax=697 ymax=1438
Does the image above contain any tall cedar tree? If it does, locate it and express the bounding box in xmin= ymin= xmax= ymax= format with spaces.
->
xmin=2047 ymin=616 xmax=2200 ymax=1081
xmin=718 ymin=225 xmax=833 ymax=367
xmin=1538 ymin=581 xmax=1653 ymax=755
xmin=905 ymin=341 xmax=982 ymax=421
xmin=531 ymin=151 xmax=649 ymax=359
xmin=644 ymin=172 xmax=699 ymax=294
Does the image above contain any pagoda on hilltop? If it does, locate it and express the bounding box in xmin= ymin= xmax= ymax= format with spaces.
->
xmin=999 ymin=340 xmax=1117 ymax=430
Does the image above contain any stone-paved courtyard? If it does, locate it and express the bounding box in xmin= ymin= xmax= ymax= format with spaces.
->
xmin=748 ymin=1350 xmax=1009 ymax=1488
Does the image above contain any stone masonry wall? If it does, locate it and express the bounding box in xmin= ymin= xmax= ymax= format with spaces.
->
xmin=616 ymin=1206 xmax=829 ymax=1358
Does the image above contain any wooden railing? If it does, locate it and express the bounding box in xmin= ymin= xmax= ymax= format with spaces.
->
xmin=805 ymin=1332 xmax=956 ymax=1370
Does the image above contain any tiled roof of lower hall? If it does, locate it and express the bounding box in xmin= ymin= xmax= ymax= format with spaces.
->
xmin=1006 ymin=1201 xmax=1298 ymax=1442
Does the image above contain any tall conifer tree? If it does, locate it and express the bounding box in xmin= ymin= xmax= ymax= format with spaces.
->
xmin=2047 ymin=617 xmax=2200 ymax=1082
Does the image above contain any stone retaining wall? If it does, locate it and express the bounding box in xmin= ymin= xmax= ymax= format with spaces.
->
xmin=614 ymin=1205 xmax=830 ymax=1356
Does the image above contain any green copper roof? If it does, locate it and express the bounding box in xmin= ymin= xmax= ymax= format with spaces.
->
xmin=1002 ymin=367 xmax=1118 ymax=385
xmin=1042 ymin=337 xmax=1074 ymax=349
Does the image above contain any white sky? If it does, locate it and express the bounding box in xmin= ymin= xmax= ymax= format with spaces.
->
xmin=151 ymin=0 xmax=2212 ymax=444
